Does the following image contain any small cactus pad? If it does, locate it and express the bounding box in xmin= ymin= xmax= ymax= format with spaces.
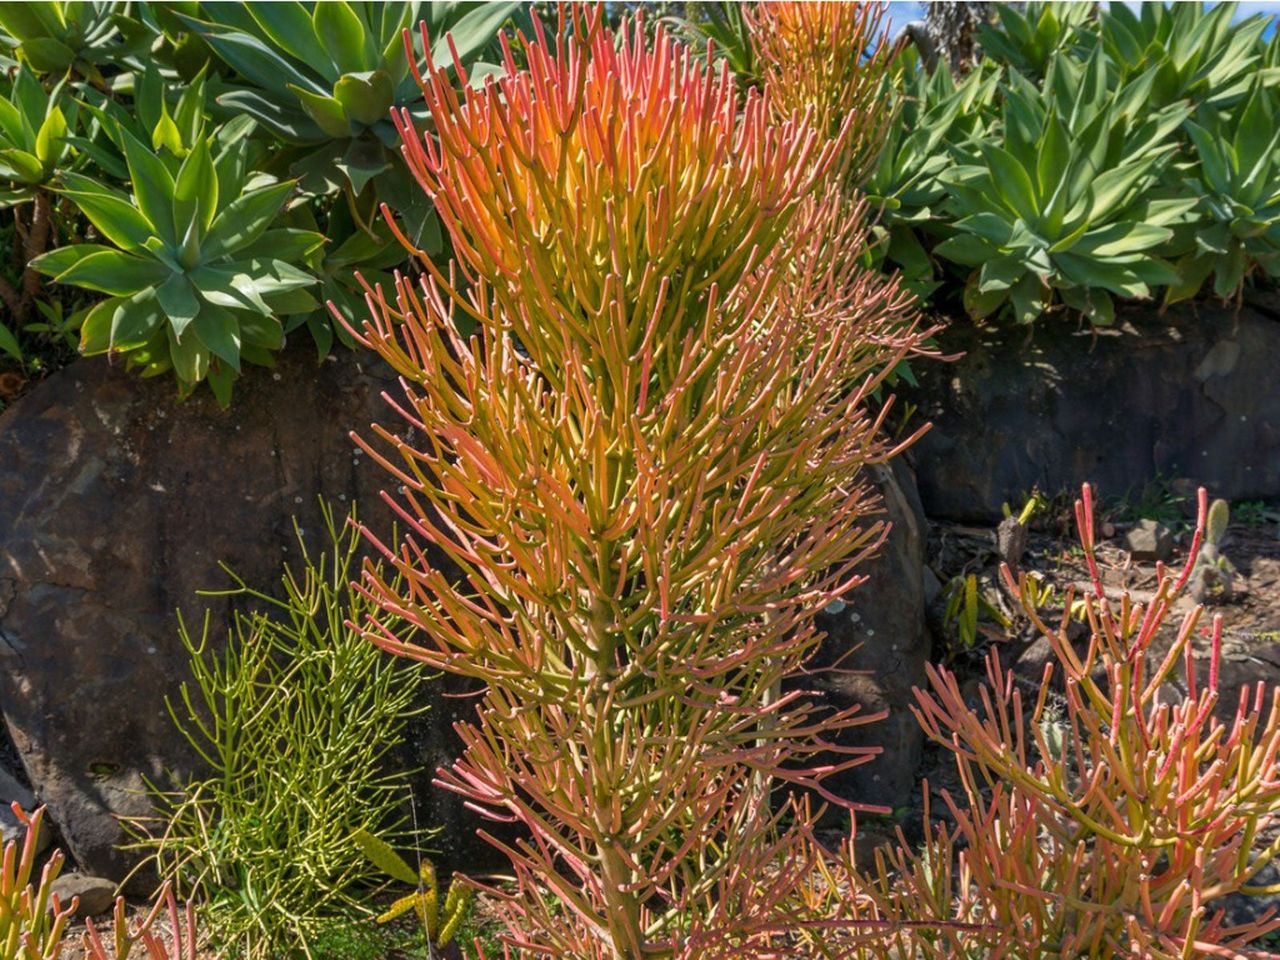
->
xmin=1206 ymin=499 xmax=1230 ymax=545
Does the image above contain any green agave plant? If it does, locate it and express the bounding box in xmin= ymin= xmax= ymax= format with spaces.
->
xmin=175 ymin=1 xmax=525 ymax=246
xmin=31 ymin=123 xmax=323 ymax=405
xmin=975 ymin=1 xmax=1095 ymax=79
xmin=0 ymin=1 xmax=144 ymax=83
xmin=934 ymin=49 xmax=1193 ymax=325
xmin=0 ymin=64 xmax=79 ymax=346
xmin=863 ymin=47 xmax=999 ymax=296
xmin=0 ymin=65 xmax=75 ymax=205
xmin=71 ymin=62 xmax=212 ymax=181
xmin=1164 ymin=81 xmax=1280 ymax=303
xmin=1097 ymin=1 xmax=1277 ymax=111
xmin=666 ymin=1 xmax=756 ymax=83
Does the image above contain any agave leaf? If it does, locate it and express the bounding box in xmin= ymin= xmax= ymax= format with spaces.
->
xmin=119 ymin=129 xmax=178 ymax=246
xmin=78 ymin=295 xmax=123 ymax=355
xmin=289 ymin=85 xmax=352 ymax=138
xmin=191 ymin=300 xmax=242 ymax=370
xmin=333 ymin=70 xmax=394 ymax=128
xmin=166 ymin=322 xmax=210 ymax=384
xmin=188 ymin=265 xmax=271 ymax=317
xmin=156 ymin=272 xmax=200 ymax=339
xmin=58 ymin=174 xmax=156 ymax=251
xmin=245 ymin=2 xmax=333 ymax=83
xmin=1072 ymin=221 xmax=1171 ymax=258
xmin=32 ymin=104 xmax=66 ymax=168
xmin=172 ymin=137 xmax=219 ymax=240
xmin=338 ymin=136 xmax=390 ymax=196
xmin=110 ymin=287 xmax=165 ymax=350
xmin=50 ymin=248 xmax=168 ymax=295
xmin=0 ymin=148 xmax=44 ymax=183
xmin=202 ymin=180 xmax=296 ymax=261
xmin=29 ymin=243 xmax=117 ymax=276
xmin=312 ymin=1 xmax=368 ymax=77
xmin=178 ymin=16 xmax=326 ymax=98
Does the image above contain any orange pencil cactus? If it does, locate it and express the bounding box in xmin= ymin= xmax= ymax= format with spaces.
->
xmin=858 ymin=485 xmax=1280 ymax=958
xmin=747 ymin=1 xmax=902 ymax=187
xmin=346 ymin=7 xmax=936 ymax=958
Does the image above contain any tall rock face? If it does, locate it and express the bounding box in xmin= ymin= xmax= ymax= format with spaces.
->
xmin=907 ymin=295 xmax=1280 ymax=522
xmin=808 ymin=457 xmax=932 ymax=811
xmin=0 ymin=347 xmax=483 ymax=884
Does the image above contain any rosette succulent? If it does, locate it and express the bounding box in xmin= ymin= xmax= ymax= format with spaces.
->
xmin=175 ymin=1 xmax=526 ymax=245
xmin=31 ymin=123 xmax=322 ymax=404
xmin=934 ymin=49 xmax=1192 ymax=325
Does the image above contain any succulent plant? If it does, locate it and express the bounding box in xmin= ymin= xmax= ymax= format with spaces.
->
xmin=1097 ymin=1 xmax=1275 ymax=111
xmin=0 ymin=66 xmax=76 ymax=205
xmin=870 ymin=486 xmax=1280 ymax=957
xmin=1190 ymin=497 xmax=1238 ymax=603
xmin=746 ymin=1 xmax=900 ymax=187
xmin=976 ymin=1 xmax=1095 ymax=79
xmin=0 ymin=65 xmax=79 ymax=332
xmin=31 ymin=121 xmax=322 ymax=404
xmin=174 ymin=1 xmax=527 ymax=246
xmin=0 ymin=804 xmax=77 ymax=960
xmin=0 ymin=1 xmax=144 ymax=83
xmin=83 ymin=884 xmax=199 ymax=960
xmin=862 ymin=47 xmax=1000 ymax=296
xmin=349 ymin=7 xmax=936 ymax=956
xmin=934 ymin=48 xmax=1193 ymax=325
xmin=70 ymin=62 xmax=212 ymax=181
xmin=1164 ymin=81 xmax=1280 ymax=304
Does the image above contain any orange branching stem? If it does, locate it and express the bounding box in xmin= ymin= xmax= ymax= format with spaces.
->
xmin=867 ymin=483 xmax=1280 ymax=958
xmin=746 ymin=2 xmax=902 ymax=188
xmin=343 ymin=6 xmax=938 ymax=958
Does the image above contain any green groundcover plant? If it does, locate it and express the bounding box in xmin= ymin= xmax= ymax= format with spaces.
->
xmin=136 ymin=505 xmax=427 ymax=960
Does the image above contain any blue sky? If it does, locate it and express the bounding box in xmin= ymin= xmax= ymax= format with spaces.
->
xmin=884 ymin=2 xmax=1280 ymax=39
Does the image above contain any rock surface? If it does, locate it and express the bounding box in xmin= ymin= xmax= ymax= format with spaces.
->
xmin=1123 ymin=519 xmax=1174 ymax=562
xmin=51 ymin=872 xmax=116 ymax=919
xmin=907 ymin=294 xmax=1280 ymax=522
xmin=809 ymin=458 xmax=932 ymax=810
xmin=0 ymin=346 xmax=482 ymax=884
xmin=0 ymin=767 xmax=47 ymax=853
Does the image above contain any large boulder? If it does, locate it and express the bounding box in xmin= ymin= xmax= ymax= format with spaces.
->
xmin=907 ymin=293 xmax=1280 ymax=522
xmin=809 ymin=457 xmax=932 ymax=811
xmin=0 ymin=347 xmax=482 ymax=884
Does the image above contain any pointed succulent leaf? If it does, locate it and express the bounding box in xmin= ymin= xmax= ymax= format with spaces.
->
xmin=119 ymin=129 xmax=178 ymax=246
xmin=289 ymin=86 xmax=352 ymax=138
xmin=48 ymin=249 xmax=168 ymax=295
xmin=156 ymin=272 xmax=201 ymax=339
xmin=58 ymin=173 xmax=156 ymax=251
xmin=166 ymin=323 xmax=210 ymax=384
xmin=245 ymin=2 xmax=333 ymax=82
xmin=191 ymin=300 xmax=242 ymax=370
xmin=333 ymin=70 xmax=394 ymax=128
xmin=202 ymin=180 xmax=296 ymax=260
xmin=312 ymin=1 xmax=368 ymax=76
xmin=0 ymin=149 xmax=44 ymax=183
xmin=172 ymin=137 xmax=219 ymax=241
